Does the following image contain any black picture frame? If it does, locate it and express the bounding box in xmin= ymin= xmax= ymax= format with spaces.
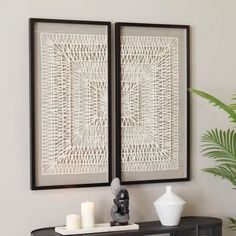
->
xmin=115 ymin=22 xmax=190 ymax=185
xmin=30 ymin=18 xmax=112 ymax=190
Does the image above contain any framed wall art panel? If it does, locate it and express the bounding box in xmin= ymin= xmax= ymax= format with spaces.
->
xmin=30 ymin=18 xmax=112 ymax=190
xmin=115 ymin=22 xmax=190 ymax=185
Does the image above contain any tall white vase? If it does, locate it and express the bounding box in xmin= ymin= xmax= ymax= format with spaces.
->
xmin=154 ymin=186 xmax=186 ymax=226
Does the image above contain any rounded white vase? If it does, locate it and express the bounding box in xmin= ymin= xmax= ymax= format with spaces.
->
xmin=153 ymin=186 xmax=186 ymax=226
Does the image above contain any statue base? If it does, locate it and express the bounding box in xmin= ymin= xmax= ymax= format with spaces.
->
xmin=110 ymin=221 xmax=129 ymax=226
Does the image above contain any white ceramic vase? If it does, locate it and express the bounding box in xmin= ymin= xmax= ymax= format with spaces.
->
xmin=153 ymin=186 xmax=186 ymax=226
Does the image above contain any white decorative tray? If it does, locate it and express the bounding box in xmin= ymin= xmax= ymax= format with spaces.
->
xmin=55 ymin=223 xmax=139 ymax=235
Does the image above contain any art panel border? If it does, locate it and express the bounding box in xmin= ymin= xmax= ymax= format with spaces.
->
xmin=115 ymin=22 xmax=190 ymax=185
xmin=30 ymin=18 xmax=112 ymax=190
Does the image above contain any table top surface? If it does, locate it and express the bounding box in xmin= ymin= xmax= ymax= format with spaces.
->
xmin=31 ymin=216 xmax=222 ymax=236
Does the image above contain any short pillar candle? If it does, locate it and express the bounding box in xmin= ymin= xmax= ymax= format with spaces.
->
xmin=81 ymin=201 xmax=95 ymax=229
xmin=66 ymin=214 xmax=80 ymax=230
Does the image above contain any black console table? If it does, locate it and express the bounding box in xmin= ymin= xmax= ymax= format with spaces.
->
xmin=31 ymin=217 xmax=222 ymax=236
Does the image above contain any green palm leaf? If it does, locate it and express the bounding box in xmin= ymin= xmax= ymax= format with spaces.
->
xmin=227 ymin=217 xmax=236 ymax=231
xmin=230 ymin=104 xmax=236 ymax=110
xmin=229 ymin=94 xmax=236 ymax=110
xmin=201 ymin=129 xmax=236 ymax=186
xmin=203 ymin=166 xmax=236 ymax=186
xmin=192 ymin=88 xmax=236 ymax=232
xmin=191 ymin=89 xmax=236 ymax=123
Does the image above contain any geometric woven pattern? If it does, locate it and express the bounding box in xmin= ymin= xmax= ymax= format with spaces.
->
xmin=156 ymin=204 xmax=184 ymax=226
xmin=120 ymin=36 xmax=179 ymax=172
xmin=40 ymin=33 xmax=108 ymax=175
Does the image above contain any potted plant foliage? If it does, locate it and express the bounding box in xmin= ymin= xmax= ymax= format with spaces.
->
xmin=191 ymin=89 xmax=236 ymax=231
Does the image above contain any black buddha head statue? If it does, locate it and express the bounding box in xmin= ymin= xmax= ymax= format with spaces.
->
xmin=115 ymin=188 xmax=129 ymax=215
xmin=110 ymin=178 xmax=130 ymax=226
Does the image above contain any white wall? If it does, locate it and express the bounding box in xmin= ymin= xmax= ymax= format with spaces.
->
xmin=0 ymin=0 xmax=236 ymax=235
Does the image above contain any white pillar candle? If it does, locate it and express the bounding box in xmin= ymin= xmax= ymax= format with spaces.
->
xmin=81 ymin=201 xmax=95 ymax=229
xmin=66 ymin=214 xmax=80 ymax=230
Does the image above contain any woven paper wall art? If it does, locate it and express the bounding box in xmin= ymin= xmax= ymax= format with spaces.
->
xmin=30 ymin=18 xmax=111 ymax=190
xmin=115 ymin=23 xmax=190 ymax=184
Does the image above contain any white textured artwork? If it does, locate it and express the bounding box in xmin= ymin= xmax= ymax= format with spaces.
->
xmin=120 ymin=36 xmax=179 ymax=172
xmin=40 ymin=33 xmax=108 ymax=175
